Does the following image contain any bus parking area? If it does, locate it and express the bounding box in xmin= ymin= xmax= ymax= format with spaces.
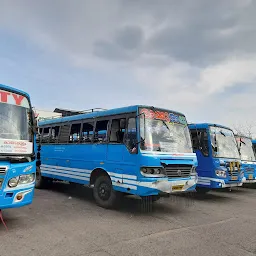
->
xmin=1 ymin=183 xmax=256 ymax=256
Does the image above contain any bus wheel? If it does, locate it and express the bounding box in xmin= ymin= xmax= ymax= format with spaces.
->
xmin=35 ymin=167 xmax=47 ymax=189
xmin=196 ymin=187 xmax=210 ymax=194
xmin=93 ymin=175 xmax=120 ymax=209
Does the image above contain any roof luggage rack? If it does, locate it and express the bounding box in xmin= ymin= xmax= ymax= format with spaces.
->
xmin=54 ymin=108 xmax=107 ymax=117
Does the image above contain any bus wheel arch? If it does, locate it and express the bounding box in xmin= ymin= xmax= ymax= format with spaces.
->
xmin=91 ymin=168 xmax=121 ymax=209
xmin=90 ymin=168 xmax=110 ymax=186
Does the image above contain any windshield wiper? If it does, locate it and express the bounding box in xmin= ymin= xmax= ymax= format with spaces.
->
xmin=160 ymin=120 xmax=171 ymax=132
xmin=219 ymin=130 xmax=226 ymax=137
xmin=240 ymin=139 xmax=246 ymax=145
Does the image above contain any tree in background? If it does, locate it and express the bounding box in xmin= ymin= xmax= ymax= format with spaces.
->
xmin=233 ymin=121 xmax=256 ymax=139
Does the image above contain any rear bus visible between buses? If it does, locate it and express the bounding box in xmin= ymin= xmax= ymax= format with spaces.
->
xmin=36 ymin=105 xmax=198 ymax=208
xmin=189 ymin=123 xmax=245 ymax=193
xmin=235 ymin=135 xmax=256 ymax=184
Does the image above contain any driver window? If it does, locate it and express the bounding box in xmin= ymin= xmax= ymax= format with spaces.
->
xmin=190 ymin=129 xmax=209 ymax=157
xmin=124 ymin=117 xmax=137 ymax=153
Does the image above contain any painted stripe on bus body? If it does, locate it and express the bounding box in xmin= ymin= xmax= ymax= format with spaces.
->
xmin=41 ymin=164 xmax=137 ymax=180
xmin=41 ymin=170 xmax=90 ymax=181
xmin=41 ymin=167 xmax=91 ymax=178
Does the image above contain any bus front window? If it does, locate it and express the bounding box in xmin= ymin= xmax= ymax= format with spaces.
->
xmin=210 ymin=127 xmax=240 ymax=159
xmin=0 ymin=90 xmax=33 ymax=155
xmin=139 ymin=109 xmax=192 ymax=153
xmin=239 ymin=138 xmax=256 ymax=161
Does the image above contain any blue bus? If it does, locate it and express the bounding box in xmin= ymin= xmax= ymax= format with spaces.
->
xmin=252 ymin=140 xmax=256 ymax=154
xmin=235 ymin=135 xmax=256 ymax=184
xmin=189 ymin=123 xmax=245 ymax=193
xmin=0 ymin=84 xmax=37 ymax=210
xmin=36 ymin=105 xmax=198 ymax=208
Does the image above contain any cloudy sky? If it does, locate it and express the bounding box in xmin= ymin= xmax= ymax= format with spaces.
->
xmin=0 ymin=0 xmax=256 ymax=134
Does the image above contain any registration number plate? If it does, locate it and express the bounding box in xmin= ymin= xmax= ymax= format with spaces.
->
xmin=231 ymin=176 xmax=238 ymax=181
xmin=248 ymin=174 xmax=253 ymax=180
xmin=172 ymin=185 xmax=184 ymax=191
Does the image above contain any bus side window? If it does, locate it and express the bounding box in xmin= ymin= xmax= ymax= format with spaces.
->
xmin=190 ymin=130 xmax=199 ymax=151
xmin=58 ymin=124 xmax=71 ymax=144
xmin=36 ymin=128 xmax=43 ymax=143
xmin=94 ymin=120 xmax=109 ymax=143
xmin=41 ymin=127 xmax=51 ymax=144
xmin=201 ymin=131 xmax=209 ymax=156
xmin=190 ymin=129 xmax=209 ymax=157
xmin=110 ymin=118 xmax=126 ymax=143
xmin=69 ymin=123 xmax=81 ymax=143
xmin=81 ymin=122 xmax=94 ymax=143
xmin=50 ymin=126 xmax=60 ymax=143
xmin=124 ymin=117 xmax=137 ymax=152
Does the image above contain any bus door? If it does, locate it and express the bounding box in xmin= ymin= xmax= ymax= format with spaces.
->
xmin=191 ymin=129 xmax=213 ymax=178
xmin=107 ymin=118 xmax=126 ymax=162
xmin=107 ymin=116 xmax=138 ymax=177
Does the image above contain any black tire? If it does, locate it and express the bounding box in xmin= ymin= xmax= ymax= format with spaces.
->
xmin=196 ymin=187 xmax=210 ymax=194
xmin=93 ymin=175 xmax=120 ymax=209
xmin=35 ymin=166 xmax=48 ymax=189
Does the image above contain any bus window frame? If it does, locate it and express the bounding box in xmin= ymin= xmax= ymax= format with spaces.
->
xmin=93 ymin=117 xmax=110 ymax=144
xmin=81 ymin=119 xmax=95 ymax=144
xmin=108 ymin=114 xmax=127 ymax=145
xmin=124 ymin=113 xmax=138 ymax=154
xmin=190 ymin=128 xmax=210 ymax=157
xmin=41 ymin=126 xmax=51 ymax=144
xmin=69 ymin=121 xmax=82 ymax=144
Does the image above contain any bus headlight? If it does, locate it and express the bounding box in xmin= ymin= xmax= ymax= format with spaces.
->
xmin=215 ymin=170 xmax=227 ymax=178
xmin=8 ymin=174 xmax=35 ymax=188
xmin=141 ymin=167 xmax=166 ymax=176
xmin=8 ymin=177 xmax=19 ymax=188
xmin=18 ymin=174 xmax=35 ymax=185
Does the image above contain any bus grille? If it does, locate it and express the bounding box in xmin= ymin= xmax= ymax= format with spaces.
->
xmin=0 ymin=167 xmax=7 ymax=189
xmin=164 ymin=164 xmax=192 ymax=178
xmin=0 ymin=167 xmax=6 ymax=175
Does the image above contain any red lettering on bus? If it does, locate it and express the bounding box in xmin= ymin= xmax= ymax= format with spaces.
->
xmin=0 ymin=91 xmax=11 ymax=103
xmin=12 ymin=94 xmax=24 ymax=106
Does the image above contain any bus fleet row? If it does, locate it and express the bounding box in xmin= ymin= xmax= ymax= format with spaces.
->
xmin=0 ymin=84 xmax=255 ymax=211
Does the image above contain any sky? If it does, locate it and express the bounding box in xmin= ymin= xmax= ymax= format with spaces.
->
xmin=0 ymin=0 xmax=256 ymax=136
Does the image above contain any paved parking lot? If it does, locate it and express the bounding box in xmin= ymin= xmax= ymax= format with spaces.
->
xmin=1 ymin=183 xmax=256 ymax=256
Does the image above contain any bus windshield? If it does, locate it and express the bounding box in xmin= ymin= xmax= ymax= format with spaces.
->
xmin=0 ymin=89 xmax=33 ymax=155
xmin=139 ymin=108 xmax=192 ymax=153
xmin=210 ymin=126 xmax=240 ymax=159
xmin=237 ymin=137 xmax=255 ymax=161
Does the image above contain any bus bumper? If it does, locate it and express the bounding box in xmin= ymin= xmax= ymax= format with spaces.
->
xmin=135 ymin=176 xmax=197 ymax=196
xmin=0 ymin=185 xmax=35 ymax=210
xmin=243 ymin=178 xmax=256 ymax=184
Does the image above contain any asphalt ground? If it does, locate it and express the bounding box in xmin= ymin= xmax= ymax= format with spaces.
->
xmin=1 ymin=183 xmax=256 ymax=256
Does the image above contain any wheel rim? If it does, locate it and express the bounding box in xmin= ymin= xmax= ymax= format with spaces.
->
xmin=98 ymin=182 xmax=111 ymax=201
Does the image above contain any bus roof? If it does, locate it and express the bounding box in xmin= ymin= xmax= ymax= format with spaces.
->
xmin=188 ymin=123 xmax=233 ymax=131
xmin=0 ymin=83 xmax=30 ymax=99
xmin=39 ymin=105 xmax=186 ymax=126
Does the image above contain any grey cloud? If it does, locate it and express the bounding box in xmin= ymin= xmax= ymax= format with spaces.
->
xmin=93 ymin=25 xmax=143 ymax=61
xmin=95 ymin=0 xmax=256 ymax=65
xmin=1 ymin=0 xmax=256 ymax=66
xmin=114 ymin=26 xmax=143 ymax=50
